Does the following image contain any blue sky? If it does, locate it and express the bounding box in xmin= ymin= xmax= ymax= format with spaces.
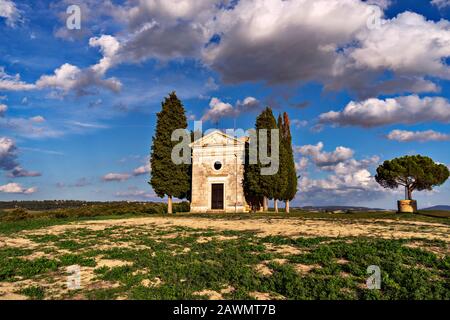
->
xmin=1 ymin=0 xmax=450 ymax=209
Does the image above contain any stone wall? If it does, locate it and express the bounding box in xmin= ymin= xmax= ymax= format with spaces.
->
xmin=190 ymin=133 xmax=248 ymax=213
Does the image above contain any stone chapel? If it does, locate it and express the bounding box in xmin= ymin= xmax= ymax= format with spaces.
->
xmin=189 ymin=130 xmax=250 ymax=213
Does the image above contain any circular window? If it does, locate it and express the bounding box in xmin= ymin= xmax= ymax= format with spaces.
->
xmin=214 ymin=161 xmax=222 ymax=171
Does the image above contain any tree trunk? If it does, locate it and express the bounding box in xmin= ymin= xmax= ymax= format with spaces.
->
xmin=263 ymin=196 xmax=268 ymax=212
xmin=274 ymin=199 xmax=278 ymax=213
xmin=407 ymin=187 xmax=413 ymax=201
xmin=167 ymin=195 xmax=173 ymax=214
xmin=285 ymin=200 xmax=290 ymax=213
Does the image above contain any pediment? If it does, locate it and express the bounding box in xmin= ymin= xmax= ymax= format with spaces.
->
xmin=190 ymin=130 xmax=245 ymax=148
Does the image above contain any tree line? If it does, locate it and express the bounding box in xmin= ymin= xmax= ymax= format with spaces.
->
xmin=150 ymin=92 xmax=298 ymax=213
xmin=0 ymin=201 xmax=191 ymax=222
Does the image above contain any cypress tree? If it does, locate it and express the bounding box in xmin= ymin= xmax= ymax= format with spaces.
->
xmin=243 ymin=107 xmax=278 ymax=211
xmin=243 ymin=135 xmax=264 ymax=212
xmin=258 ymin=107 xmax=278 ymax=211
xmin=150 ymin=92 xmax=190 ymax=213
xmin=282 ymin=112 xmax=298 ymax=213
xmin=273 ymin=114 xmax=288 ymax=213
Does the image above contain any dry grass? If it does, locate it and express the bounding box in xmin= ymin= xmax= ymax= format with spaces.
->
xmin=0 ymin=214 xmax=448 ymax=300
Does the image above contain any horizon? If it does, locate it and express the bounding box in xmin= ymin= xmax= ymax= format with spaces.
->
xmin=1 ymin=0 xmax=450 ymax=209
xmin=1 ymin=198 xmax=449 ymax=211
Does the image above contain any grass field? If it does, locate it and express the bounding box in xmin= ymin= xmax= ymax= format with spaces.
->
xmin=0 ymin=211 xmax=449 ymax=300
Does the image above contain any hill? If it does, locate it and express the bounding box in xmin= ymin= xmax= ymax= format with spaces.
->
xmin=299 ymin=206 xmax=387 ymax=212
xmin=422 ymin=205 xmax=450 ymax=211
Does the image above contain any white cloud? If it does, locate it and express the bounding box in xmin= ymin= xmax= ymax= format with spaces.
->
xmin=319 ymin=95 xmax=450 ymax=127
xmin=29 ymin=115 xmax=45 ymax=123
xmin=201 ymin=97 xmax=234 ymax=122
xmin=205 ymin=77 xmax=219 ymax=91
xmin=102 ymin=172 xmax=131 ymax=182
xmin=35 ymin=59 xmax=121 ymax=96
xmin=386 ymin=129 xmax=450 ymax=142
xmin=204 ymin=0 xmax=372 ymax=84
xmin=12 ymin=0 xmax=448 ymax=99
xmin=89 ymin=35 xmax=121 ymax=75
xmin=0 ymin=117 xmax=63 ymax=139
xmin=0 ymin=103 xmax=7 ymax=116
xmin=297 ymin=142 xmax=354 ymax=168
xmin=0 ymin=67 xmax=36 ymax=91
xmin=115 ymin=189 xmax=156 ymax=199
xmin=295 ymin=157 xmax=309 ymax=172
xmin=0 ymin=136 xmax=18 ymax=170
xmin=349 ymin=12 xmax=450 ymax=80
xmin=117 ymin=0 xmax=217 ymax=61
xmin=36 ymin=63 xmax=82 ymax=92
xmin=431 ymin=0 xmax=450 ymax=9
xmin=0 ymin=0 xmax=21 ymax=27
xmin=56 ymin=177 xmax=91 ymax=188
xmin=291 ymin=119 xmax=308 ymax=129
xmin=132 ymin=164 xmax=151 ymax=176
xmin=236 ymin=96 xmax=261 ymax=112
xmin=64 ymin=0 xmax=391 ymax=97
xmin=1 ymin=35 xmax=122 ymax=96
xmin=67 ymin=121 xmax=108 ymax=129
xmin=364 ymin=0 xmax=391 ymax=9
xmin=333 ymin=156 xmax=380 ymax=175
xmin=299 ymin=166 xmax=384 ymax=205
xmin=0 ymin=182 xmax=36 ymax=194
xmin=0 ymin=114 xmax=107 ymax=139
xmin=20 ymin=147 xmax=64 ymax=156
xmin=0 ymin=137 xmax=42 ymax=177
xmin=201 ymin=0 xmax=449 ymax=97
xmin=52 ymin=0 xmax=123 ymax=41
xmin=5 ymin=1 xmax=450 ymax=100
xmin=7 ymin=166 xmax=41 ymax=178
xmin=201 ymin=96 xmax=261 ymax=122
xmin=72 ymin=177 xmax=91 ymax=187
xmin=298 ymin=148 xmax=383 ymax=205
xmin=296 ymin=141 xmax=383 ymax=204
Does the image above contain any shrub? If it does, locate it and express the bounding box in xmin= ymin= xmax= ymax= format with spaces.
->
xmin=0 ymin=201 xmax=192 ymax=223
xmin=173 ymin=201 xmax=190 ymax=213
xmin=18 ymin=286 xmax=45 ymax=300
xmin=2 ymin=208 xmax=29 ymax=221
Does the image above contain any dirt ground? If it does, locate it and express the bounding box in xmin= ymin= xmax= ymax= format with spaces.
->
xmin=0 ymin=215 xmax=448 ymax=300
xmin=19 ymin=216 xmax=450 ymax=242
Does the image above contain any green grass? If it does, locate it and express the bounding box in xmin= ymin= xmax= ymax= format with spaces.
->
xmin=1 ymin=213 xmax=448 ymax=300
xmin=0 ymin=257 xmax=60 ymax=281
xmin=88 ymin=232 xmax=447 ymax=300
xmin=171 ymin=210 xmax=450 ymax=225
xmin=1 ymin=207 xmax=448 ymax=236
xmin=0 ymin=213 xmax=147 ymax=235
xmin=416 ymin=210 xmax=450 ymax=219
xmin=0 ymin=253 xmax=94 ymax=282
xmin=18 ymin=286 xmax=45 ymax=300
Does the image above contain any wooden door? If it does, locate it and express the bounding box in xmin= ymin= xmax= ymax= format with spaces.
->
xmin=211 ymin=183 xmax=224 ymax=210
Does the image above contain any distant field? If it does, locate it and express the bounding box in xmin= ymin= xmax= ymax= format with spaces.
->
xmin=0 ymin=211 xmax=448 ymax=300
xmin=415 ymin=210 xmax=450 ymax=219
xmin=1 ymin=208 xmax=449 ymax=235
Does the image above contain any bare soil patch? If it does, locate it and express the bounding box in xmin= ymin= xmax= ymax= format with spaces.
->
xmin=1 ymin=215 xmax=448 ymax=300
xmin=16 ymin=216 xmax=449 ymax=242
xmin=294 ymin=263 xmax=322 ymax=274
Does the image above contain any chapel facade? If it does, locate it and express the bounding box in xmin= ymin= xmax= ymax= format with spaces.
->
xmin=189 ymin=130 xmax=250 ymax=213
